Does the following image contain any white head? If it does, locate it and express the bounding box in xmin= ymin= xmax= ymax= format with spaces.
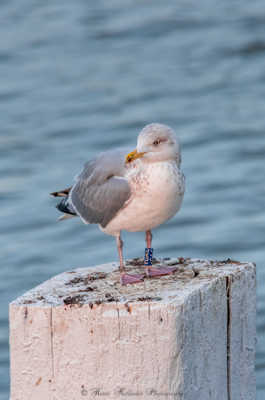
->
xmin=126 ymin=123 xmax=181 ymax=165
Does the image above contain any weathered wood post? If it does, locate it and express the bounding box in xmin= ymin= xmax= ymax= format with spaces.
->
xmin=9 ymin=258 xmax=256 ymax=400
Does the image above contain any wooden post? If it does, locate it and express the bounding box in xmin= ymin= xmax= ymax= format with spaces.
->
xmin=9 ymin=258 xmax=256 ymax=400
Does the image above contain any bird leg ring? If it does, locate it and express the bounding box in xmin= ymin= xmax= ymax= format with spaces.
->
xmin=144 ymin=231 xmax=177 ymax=277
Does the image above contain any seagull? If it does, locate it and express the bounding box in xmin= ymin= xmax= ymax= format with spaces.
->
xmin=51 ymin=123 xmax=185 ymax=285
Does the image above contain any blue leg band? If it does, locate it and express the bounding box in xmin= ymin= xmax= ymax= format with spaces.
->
xmin=144 ymin=248 xmax=153 ymax=266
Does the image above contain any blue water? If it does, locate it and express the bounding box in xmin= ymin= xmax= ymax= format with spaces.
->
xmin=1 ymin=1 xmax=265 ymax=398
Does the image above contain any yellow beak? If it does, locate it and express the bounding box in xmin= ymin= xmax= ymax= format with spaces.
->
xmin=125 ymin=149 xmax=145 ymax=163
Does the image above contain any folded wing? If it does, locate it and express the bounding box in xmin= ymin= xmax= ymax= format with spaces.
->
xmin=68 ymin=149 xmax=131 ymax=228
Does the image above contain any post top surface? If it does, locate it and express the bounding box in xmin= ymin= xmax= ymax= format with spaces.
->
xmin=11 ymin=258 xmax=255 ymax=308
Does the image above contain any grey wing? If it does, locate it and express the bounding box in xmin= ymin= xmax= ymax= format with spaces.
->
xmin=69 ymin=148 xmax=131 ymax=228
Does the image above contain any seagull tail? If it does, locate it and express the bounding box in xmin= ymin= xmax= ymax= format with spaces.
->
xmin=51 ymin=186 xmax=77 ymax=221
xmin=58 ymin=214 xmax=76 ymax=222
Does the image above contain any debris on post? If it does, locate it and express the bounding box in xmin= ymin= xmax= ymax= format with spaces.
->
xmin=9 ymin=258 xmax=256 ymax=400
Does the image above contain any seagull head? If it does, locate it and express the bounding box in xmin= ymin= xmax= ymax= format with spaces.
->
xmin=126 ymin=123 xmax=181 ymax=165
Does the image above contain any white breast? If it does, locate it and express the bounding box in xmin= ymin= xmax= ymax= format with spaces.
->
xmin=102 ymin=160 xmax=185 ymax=236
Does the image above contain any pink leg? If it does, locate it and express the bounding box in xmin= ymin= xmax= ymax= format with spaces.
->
xmin=116 ymin=234 xmax=144 ymax=285
xmin=146 ymin=266 xmax=178 ymax=277
xmin=145 ymin=230 xmax=177 ymax=278
xmin=146 ymin=230 xmax=152 ymax=248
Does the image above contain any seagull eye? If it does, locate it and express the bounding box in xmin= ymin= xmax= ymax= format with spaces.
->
xmin=153 ymin=140 xmax=160 ymax=146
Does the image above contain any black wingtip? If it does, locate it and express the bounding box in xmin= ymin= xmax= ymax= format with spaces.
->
xmin=56 ymin=197 xmax=76 ymax=216
xmin=50 ymin=191 xmax=63 ymax=197
xmin=50 ymin=187 xmax=72 ymax=197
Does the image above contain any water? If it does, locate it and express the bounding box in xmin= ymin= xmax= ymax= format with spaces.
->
xmin=1 ymin=0 xmax=265 ymax=398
